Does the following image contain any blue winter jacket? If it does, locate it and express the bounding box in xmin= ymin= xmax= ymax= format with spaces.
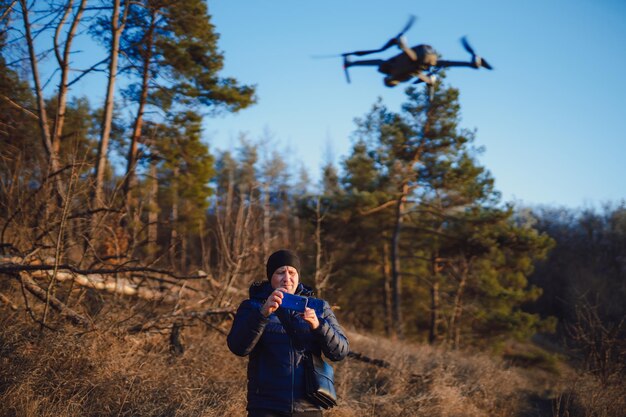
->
xmin=227 ymin=281 xmax=349 ymax=413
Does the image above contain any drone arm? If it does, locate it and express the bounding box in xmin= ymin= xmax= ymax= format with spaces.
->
xmin=437 ymin=56 xmax=493 ymax=70
xmin=436 ymin=60 xmax=478 ymax=69
xmin=343 ymin=58 xmax=385 ymax=84
xmin=343 ymin=16 xmax=417 ymax=59
xmin=344 ymin=38 xmax=398 ymax=57
xmin=344 ymin=59 xmax=385 ymax=68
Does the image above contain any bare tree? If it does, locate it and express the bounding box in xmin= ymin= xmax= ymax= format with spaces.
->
xmin=567 ymin=299 xmax=625 ymax=383
xmin=313 ymin=196 xmax=333 ymax=298
xmin=18 ymin=0 xmax=64 ymax=198
xmin=51 ymin=0 xmax=87 ymax=157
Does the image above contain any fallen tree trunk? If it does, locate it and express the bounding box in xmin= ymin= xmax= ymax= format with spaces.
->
xmin=0 ymin=257 xmax=202 ymax=302
xmin=29 ymin=269 xmax=180 ymax=302
xmin=1 ymin=258 xmax=248 ymax=302
xmin=17 ymin=272 xmax=90 ymax=327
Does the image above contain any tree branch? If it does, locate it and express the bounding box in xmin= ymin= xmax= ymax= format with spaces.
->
xmin=67 ymin=56 xmax=109 ymax=87
xmin=0 ymin=291 xmax=18 ymax=310
xmin=358 ymin=199 xmax=398 ymax=216
xmin=0 ymin=94 xmax=39 ymax=119
xmin=0 ymin=0 xmax=17 ymax=23
xmin=16 ymin=272 xmax=90 ymax=327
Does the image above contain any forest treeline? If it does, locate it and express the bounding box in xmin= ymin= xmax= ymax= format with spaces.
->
xmin=1 ymin=0 xmax=624 ymax=363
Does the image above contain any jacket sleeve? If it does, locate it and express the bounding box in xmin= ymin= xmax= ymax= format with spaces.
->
xmin=227 ymin=300 xmax=269 ymax=357
xmin=312 ymin=300 xmax=349 ymax=361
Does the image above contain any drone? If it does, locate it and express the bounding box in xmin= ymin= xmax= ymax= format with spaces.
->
xmin=340 ymin=16 xmax=493 ymax=96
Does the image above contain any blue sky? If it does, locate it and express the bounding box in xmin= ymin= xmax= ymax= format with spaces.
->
xmin=204 ymin=0 xmax=626 ymax=207
xmin=36 ymin=0 xmax=625 ymax=207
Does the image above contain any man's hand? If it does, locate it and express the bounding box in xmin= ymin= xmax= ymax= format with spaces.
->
xmin=301 ymin=307 xmax=320 ymax=330
xmin=261 ymin=289 xmax=284 ymax=317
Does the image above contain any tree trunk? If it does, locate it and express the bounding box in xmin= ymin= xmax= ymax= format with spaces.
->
xmin=123 ymin=9 xmax=157 ymax=209
xmin=93 ymin=0 xmax=127 ymax=224
xmin=314 ymin=197 xmax=324 ymax=298
xmin=390 ymin=184 xmax=408 ymax=339
xmin=225 ymin=172 xmax=234 ymax=237
xmin=51 ymin=0 xmax=86 ymax=156
xmin=429 ymin=257 xmax=441 ymax=344
xmin=262 ymin=182 xmax=270 ymax=256
xmin=20 ymin=0 xmax=62 ymax=195
xmin=382 ymin=239 xmax=393 ymax=337
xmin=448 ymin=257 xmax=469 ymax=349
xmin=282 ymin=193 xmax=291 ymax=247
xmin=180 ymin=233 xmax=187 ymax=274
xmin=215 ymin=170 xmax=235 ymax=278
xmin=147 ymin=157 xmax=158 ymax=259
xmin=169 ymin=167 xmax=179 ymax=272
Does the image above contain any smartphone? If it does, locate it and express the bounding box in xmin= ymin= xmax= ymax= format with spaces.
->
xmin=280 ymin=292 xmax=308 ymax=313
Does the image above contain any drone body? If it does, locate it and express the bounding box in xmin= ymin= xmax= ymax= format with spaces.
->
xmin=375 ymin=44 xmax=438 ymax=86
xmin=341 ymin=16 xmax=493 ymax=92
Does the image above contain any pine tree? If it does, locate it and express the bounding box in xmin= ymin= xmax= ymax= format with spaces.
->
xmin=328 ymin=79 xmax=554 ymax=344
xmin=118 ymin=0 xmax=256 ymax=208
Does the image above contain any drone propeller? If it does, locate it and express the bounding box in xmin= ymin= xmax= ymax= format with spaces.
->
xmin=396 ymin=15 xmax=417 ymax=60
xmin=460 ymin=36 xmax=475 ymax=56
xmin=460 ymin=36 xmax=493 ymax=70
xmin=343 ymin=56 xmax=352 ymax=83
xmin=341 ymin=15 xmax=417 ymax=60
xmin=395 ymin=14 xmax=416 ymax=41
xmin=311 ymin=53 xmax=344 ymax=59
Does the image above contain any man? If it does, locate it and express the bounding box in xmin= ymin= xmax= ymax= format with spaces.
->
xmin=227 ymin=250 xmax=349 ymax=417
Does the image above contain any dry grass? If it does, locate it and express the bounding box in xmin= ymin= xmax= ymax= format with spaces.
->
xmin=0 ymin=300 xmax=248 ymax=417
xmin=551 ymin=373 xmax=626 ymax=417
xmin=328 ymin=332 xmax=528 ymax=417
xmin=1 ymin=289 xmax=624 ymax=417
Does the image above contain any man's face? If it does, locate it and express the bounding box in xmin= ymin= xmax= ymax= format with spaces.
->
xmin=270 ymin=265 xmax=299 ymax=294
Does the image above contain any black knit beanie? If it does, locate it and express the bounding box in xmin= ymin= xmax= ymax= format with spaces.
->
xmin=266 ymin=250 xmax=301 ymax=280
